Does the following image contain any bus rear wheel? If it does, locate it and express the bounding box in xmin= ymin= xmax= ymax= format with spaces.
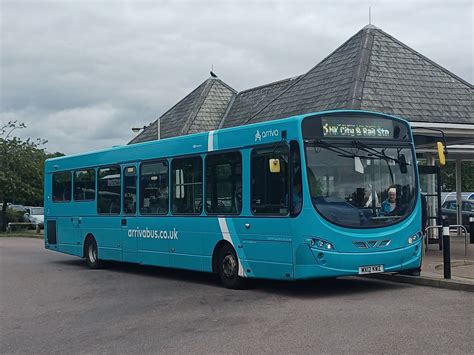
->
xmin=218 ymin=244 xmax=246 ymax=289
xmin=85 ymin=237 xmax=101 ymax=269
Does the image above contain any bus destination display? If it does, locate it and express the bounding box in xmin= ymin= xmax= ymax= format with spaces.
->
xmin=322 ymin=118 xmax=393 ymax=139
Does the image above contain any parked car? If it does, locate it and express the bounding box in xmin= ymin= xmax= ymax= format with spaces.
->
xmin=441 ymin=192 xmax=474 ymax=205
xmin=23 ymin=207 xmax=44 ymax=228
xmin=441 ymin=200 xmax=474 ymax=232
xmin=7 ymin=204 xmax=27 ymax=213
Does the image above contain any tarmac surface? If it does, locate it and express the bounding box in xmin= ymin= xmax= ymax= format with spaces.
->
xmin=1 ymin=237 xmax=473 ymax=354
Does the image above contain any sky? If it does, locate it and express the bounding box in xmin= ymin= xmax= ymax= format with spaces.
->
xmin=1 ymin=0 xmax=472 ymax=155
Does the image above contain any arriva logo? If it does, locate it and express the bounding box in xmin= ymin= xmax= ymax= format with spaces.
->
xmin=255 ymin=129 xmax=279 ymax=142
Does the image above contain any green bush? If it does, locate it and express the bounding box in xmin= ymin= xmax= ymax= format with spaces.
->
xmin=5 ymin=209 xmax=25 ymax=224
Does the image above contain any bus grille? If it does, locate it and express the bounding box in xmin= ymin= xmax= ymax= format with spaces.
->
xmin=353 ymin=240 xmax=391 ymax=249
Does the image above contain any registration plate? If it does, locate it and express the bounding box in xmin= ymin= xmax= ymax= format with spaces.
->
xmin=358 ymin=265 xmax=384 ymax=275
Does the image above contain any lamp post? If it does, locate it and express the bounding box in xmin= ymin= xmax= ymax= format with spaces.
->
xmin=131 ymin=118 xmax=161 ymax=140
xmin=131 ymin=125 xmax=147 ymax=134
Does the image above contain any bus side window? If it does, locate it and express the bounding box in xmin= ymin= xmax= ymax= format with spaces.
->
xmin=140 ymin=161 xmax=168 ymax=215
xmin=205 ymin=151 xmax=242 ymax=215
xmin=52 ymin=172 xmax=72 ymax=202
xmin=172 ymin=156 xmax=203 ymax=214
xmin=290 ymin=141 xmax=302 ymax=216
xmin=74 ymin=169 xmax=95 ymax=201
xmin=251 ymin=146 xmax=289 ymax=215
xmin=124 ymin=166 xmax=137 ymax=215
xmin=97 ymin=166 xmax=121 ymax=214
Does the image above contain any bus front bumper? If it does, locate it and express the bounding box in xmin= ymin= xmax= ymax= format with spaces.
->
xmin=294 ymin=241 xmax=422 ymax=280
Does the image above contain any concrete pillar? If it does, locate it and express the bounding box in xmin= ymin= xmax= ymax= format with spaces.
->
xmin=455 ymin=159 xmax=462 ymax=236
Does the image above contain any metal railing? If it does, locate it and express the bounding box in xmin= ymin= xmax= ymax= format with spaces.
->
xmin=449 ymin=225 xmax=468 ymax=257
xmin=424 ymin=224 xmax=468 ymax=256
xmin=6 ymin=222 xmax=41 ymax=234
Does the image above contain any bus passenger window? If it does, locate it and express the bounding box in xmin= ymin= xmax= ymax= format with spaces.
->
xmin=97 ymin=166 xmax=121 ymax=214
xmin=52 ymin=172 xmax=72 ymax=202
xmin=251 ymin=146 xmax=289 ymax=215
xmin=140 ymin=161 xmax=168 ymax=215
xmin=74 ymin=169 xmax=95 ymax=201
xmin=124 ymin=166 xmax=137 ymax=214
xmin=172 ymin=156 xmax=202 ymax=214
xmin=206 ymin=152 xmax=242 ymax=215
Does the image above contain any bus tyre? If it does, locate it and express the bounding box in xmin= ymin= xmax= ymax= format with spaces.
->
xmin=85 ymin=237 xmax=101 ymax=269
xmin=218 ymin=244 xmax=246 ymax=289
xmin=402 ymin=268 xmax=421 ymax=276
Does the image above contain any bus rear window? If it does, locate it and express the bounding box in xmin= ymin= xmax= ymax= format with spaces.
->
xmin=97 ymin=166 xmax=121 ymax=214
xmin=74 ymin=169 xmax=95 ymax=201
xmin=52 ymin=172 xmax=72 ymax=202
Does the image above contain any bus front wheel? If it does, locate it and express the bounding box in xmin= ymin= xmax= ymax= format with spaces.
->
xmin=85 ymin=237 xmax=102 ymax=269
xmin=218 ymin=244 xmax=246 ymax=289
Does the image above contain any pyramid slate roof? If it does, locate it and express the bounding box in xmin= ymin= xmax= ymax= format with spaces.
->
xmin=129 ymin=78 xmax=235 ymax=144
xmin=130 ymin=25 xmax=473 ymax=144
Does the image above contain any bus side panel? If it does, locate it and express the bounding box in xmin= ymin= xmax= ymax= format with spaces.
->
xmin=81 ymin=217 xmax=122 ymax=261
xmin=242 ymin=239 xmax=294 ymax=280
xmin=51 ymin=217 xmax=80 ymax=256
xmin=136 ymin=216 xmax=170 ymax=268
xmin=232 ymin=218 xmax=295 ymax=280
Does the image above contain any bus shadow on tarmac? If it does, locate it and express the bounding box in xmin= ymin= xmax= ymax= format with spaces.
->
xmin=54 ymin=258 xmax=409 ymax=298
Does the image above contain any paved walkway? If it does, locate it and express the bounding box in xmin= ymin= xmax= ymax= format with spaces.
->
xmin=369 ymin=234 xmax=474 ymax=291
xmin=423 ymin=234 xmax=474 ymax=283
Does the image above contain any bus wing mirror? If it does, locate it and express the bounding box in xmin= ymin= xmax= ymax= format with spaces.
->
xmin=269 ymin=159 xmax=281 ymax=173
xmin=437 ymin=141 xmax=446 ymax=166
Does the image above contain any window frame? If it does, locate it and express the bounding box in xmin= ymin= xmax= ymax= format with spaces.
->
xmin=250 ymin=143 xmax=290 ymax=217
xmin=139 ymin=159 xmax=169 ymax=216
xmin=205 ymin=150 xmax=243 ymax=216
xmin=73 ymin=168 xmax=96 ymax=202
xmin=289 ymin=140 xmax=303 ymax=217
xmin=52 ymin=171 xmax=72 ymax=203
xmin=97 ymin=165 xmax=122 ymax=215
xmin=123 ymin=165 xmax=137 ymax=215
xmin=171 ymin=155 xmax=204 ymax=216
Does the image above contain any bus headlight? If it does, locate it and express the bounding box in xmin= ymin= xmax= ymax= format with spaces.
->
xmin=310 ymin=238 xmax=334 ymax=250
xmin=408 ymin=232 xmax=422 ymax=245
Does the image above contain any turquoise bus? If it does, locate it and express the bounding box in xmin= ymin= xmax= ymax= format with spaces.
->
xmin=44 ymin=110 xmax=423 ymax=288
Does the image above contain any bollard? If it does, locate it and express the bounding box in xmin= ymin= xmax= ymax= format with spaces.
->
xmin=442 ymin=218 xmax=451 ymax=279
xmin=470 ymin=216 xmax=474 ymax=244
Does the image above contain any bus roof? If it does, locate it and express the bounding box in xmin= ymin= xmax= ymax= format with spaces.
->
xmin=45 ymin=110 xmax=410 ymax=173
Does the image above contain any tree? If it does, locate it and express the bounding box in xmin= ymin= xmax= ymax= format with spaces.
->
xmin=440 ymin=161 xmax=474 ymax=192
xmin=0 ymin=121 xmax=63 ymax=231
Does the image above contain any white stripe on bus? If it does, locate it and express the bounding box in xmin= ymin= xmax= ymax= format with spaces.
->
xmin=218 ymin=217 xmax=245 ymax=277
xmin=208 ymin=130 xmax=215 ymax=151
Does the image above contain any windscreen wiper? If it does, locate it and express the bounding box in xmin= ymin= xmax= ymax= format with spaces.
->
xmin=306 ymin=139 xmax=370 ymax=160
xmin=352 ymin=141 xmax=411 ymax=166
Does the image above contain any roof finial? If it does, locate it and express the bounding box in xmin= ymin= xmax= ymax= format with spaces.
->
xmin=369 ymin=6 xmax=371 ymax=25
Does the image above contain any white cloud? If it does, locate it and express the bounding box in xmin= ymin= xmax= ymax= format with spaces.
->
xmin=1 ymin=0 xmax=472 ymax=154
